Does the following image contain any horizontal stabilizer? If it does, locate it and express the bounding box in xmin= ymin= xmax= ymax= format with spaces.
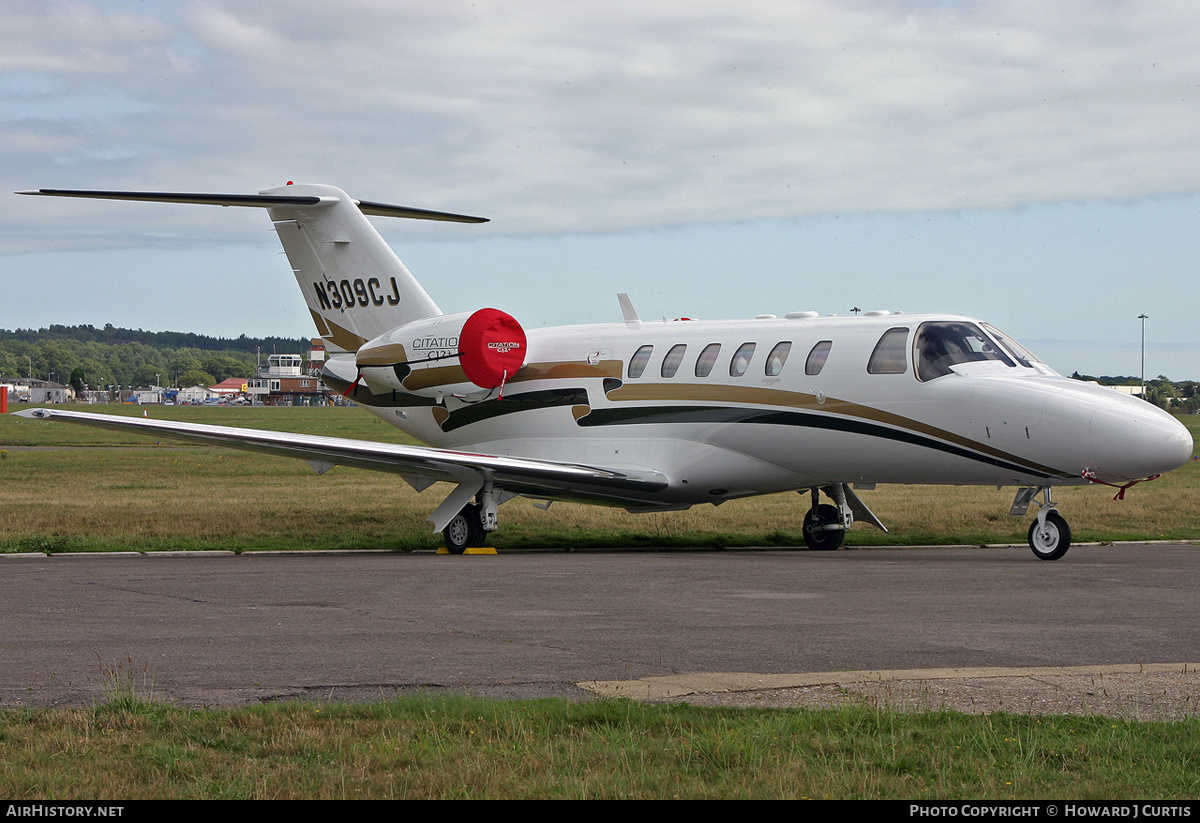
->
xmin=354 ymin=199 xmax=489 ymax=222
xmin=16 ymin=188 xmax=489 ymax=223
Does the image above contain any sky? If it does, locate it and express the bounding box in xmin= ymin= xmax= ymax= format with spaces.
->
xmin=2 ymin=0 xmax=1199 ymax=379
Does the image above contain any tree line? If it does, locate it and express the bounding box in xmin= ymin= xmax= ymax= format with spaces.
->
xmin=0 ymin=324 xmax=309 ymax=393
xmin=1071 ymin=372 xmax=1200 ymax=414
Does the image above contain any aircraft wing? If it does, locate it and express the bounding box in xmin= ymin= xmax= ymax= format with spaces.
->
xmin=13 ymin=408 xmax=670 ymax=528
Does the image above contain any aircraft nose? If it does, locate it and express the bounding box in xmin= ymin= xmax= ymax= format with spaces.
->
xmin=1089 ymin=404 xmax=1194 ymax=482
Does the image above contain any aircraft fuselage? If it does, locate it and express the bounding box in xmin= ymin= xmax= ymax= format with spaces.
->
xmin=331 ymin=312 xmax=1193 ymax=508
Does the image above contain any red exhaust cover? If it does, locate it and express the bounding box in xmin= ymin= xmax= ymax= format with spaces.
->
xmin=458 ymin=308 xmax=527 ymax=389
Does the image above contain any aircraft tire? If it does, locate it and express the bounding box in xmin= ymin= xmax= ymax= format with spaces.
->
xmin=443 ymin=503 xmax=486 ymax=554
xmin=802 ymin=504 xmax=846 ymax=551
xmin=1027 ymin=510 xmax=1071 ymax=561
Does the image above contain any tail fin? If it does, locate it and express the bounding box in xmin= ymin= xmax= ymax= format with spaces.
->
xmin=262 ymin=183 xmax=482 ymax=351
xmin=17 ymin=184 xmax=489 ymax=352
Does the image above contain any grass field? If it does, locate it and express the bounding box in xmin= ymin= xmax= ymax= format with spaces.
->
xmin=1 ymin=404 xmax=1197 ymax=553
xmin=2 ymin=691 xmax=1199 ymax=799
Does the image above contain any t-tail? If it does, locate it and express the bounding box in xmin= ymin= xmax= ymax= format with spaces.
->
xmin=17 ymin=184 xmax=489 ymax=352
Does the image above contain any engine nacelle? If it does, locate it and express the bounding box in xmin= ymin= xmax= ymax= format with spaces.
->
xmin=355 ymin=308 xmax=527 ymax=396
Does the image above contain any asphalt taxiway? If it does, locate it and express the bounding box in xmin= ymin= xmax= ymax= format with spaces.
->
xmin=2 ymin=543 xmax=1197 ymax=712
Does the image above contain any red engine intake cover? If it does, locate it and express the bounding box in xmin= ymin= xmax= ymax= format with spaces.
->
xmin=458 ymin=308 xmax=527 ymax=389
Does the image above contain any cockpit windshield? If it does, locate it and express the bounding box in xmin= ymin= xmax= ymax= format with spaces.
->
xmin=914 ymin=321 xmax=1015 ymax=381
xmin=980 ymin=323 xmax=1041 ymax=369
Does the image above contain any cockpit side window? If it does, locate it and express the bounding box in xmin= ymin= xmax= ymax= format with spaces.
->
xmin=867 ymin=327 xmax=910 ymax=374
xmin=914 ymin=322 xmax=1014 ymax=381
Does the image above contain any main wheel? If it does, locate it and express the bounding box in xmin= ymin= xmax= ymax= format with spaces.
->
xmin=802 ymin=503 xmax=846 ymax=551
xmin=1028 ymin=510 xmax=1071 ymax=561
xmin=442 ymin=503 xmax=486 ymax=554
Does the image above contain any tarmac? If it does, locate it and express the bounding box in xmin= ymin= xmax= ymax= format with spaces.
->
xmin=3 ymin=544 xmax=1199 ymax=719
xmin=581 ymin=663 xmax=1200 ymax=721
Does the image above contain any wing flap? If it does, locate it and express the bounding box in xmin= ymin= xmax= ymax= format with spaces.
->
xmin=13 ymin=408 xmax=668 ymax=504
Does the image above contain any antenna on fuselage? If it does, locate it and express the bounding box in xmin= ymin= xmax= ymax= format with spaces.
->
xmin=617 ymin=293 xmax=641 ymax=328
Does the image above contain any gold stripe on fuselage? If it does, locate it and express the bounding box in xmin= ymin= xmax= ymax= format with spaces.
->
xmin=400 ymin=359 xmax=623 ymax=392
xmin=356 ymin=342 xmax=409 ymax=366
xmin=604 ymin=382 xmax=1066 ymax=478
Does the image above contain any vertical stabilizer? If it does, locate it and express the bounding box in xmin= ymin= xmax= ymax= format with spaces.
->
xmin=263 ymin=184 xmax=444 ymax=352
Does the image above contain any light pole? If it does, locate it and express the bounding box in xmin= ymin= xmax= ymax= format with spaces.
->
xmin=1138 ymin=313 xmax=1148 ymax=402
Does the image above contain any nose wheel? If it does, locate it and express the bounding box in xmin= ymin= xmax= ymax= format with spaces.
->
xmin=1028 ymin=510 xmax=1071 ymax=560
xmin=1013 ymin=487 xmax=1072 ymax=560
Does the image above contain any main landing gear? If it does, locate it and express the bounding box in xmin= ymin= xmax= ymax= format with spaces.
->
xmin=436 ymin=478 xmax=504 ymax=554
xmin=801 ymin=484 xmax=887 ymax=551
xmin=803 ymin=499 xmax=847 ymax=551
xmin=442 ymin=502 xmax=487 ymax=554
xmin=1011 ymin=486 xmax=1072 ymax=561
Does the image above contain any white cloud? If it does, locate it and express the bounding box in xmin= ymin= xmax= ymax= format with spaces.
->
xmin=2 ymin=0 xmax=1200 ymax=249
xmin=1 ymin=1 xmax=1198 ymax=376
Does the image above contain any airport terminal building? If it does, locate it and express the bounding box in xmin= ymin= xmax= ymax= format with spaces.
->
xmin=247 ymin=353 xmax=332 ymax=406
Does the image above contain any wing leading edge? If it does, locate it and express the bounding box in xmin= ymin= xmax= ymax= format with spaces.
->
xmin=13 ymin=408 xmax=670 ymax=528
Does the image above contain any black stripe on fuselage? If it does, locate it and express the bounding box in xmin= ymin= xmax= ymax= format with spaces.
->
xmin=438 ymin=388 xmax=589 ymax=433
xmin=576 ymin=405 xmax=1060 ymax=479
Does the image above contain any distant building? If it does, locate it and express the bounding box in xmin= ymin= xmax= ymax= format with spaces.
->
xmin=177 ymin=385 xmax=219 ymax=405
xmin=1108 ymin=385 xmax=1146 ymax=397
xmin=247 ymin=352 xmax=332 ymax=406
xmin=210 ymin=377 xmax=250 ymax=397
xmin=8 ymin=379 xmax=70 ymax=404
xmin=76 ymin=390 xmax=111 ymax=404
xmin=308 ymin=339 xmax=326 ymax=375
xmin=131 ymin=387 xmax=164 ymax=405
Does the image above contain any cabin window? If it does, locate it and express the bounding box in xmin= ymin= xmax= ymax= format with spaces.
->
xmin=805 ymin=340 xmax=832 ymax=375
xmin=867 ymin=327 xmax=910 ymax=374
xmin=765 ymin=342 xmax=791 ymax=376
xmin=661 ymin=344 xmax=687 ymax=378
xmin=695 ymin=343 xmax=721 ymax=377
xmin=730 ymin=342 xmax=756 ymax=377
xmin=914 ymin=322 xmax=1015 ymax=381
xmin=628 ymin=345 xmax=653 ymax=378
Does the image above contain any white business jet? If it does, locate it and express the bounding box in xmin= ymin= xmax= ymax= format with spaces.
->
xmin=15 ymin=184 xmax=1194 ymax=559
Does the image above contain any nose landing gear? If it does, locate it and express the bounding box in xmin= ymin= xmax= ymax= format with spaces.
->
xmin=1012 ymin=486 xmax=1072 ymax=560
xmin=1028 ymin=510 xmax=1071 ymax=560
